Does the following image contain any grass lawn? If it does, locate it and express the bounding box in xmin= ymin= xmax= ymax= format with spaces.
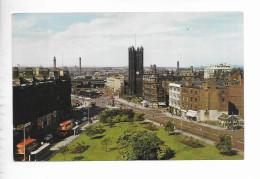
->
xmin=49 ymin=121 xmax=243 ymax=161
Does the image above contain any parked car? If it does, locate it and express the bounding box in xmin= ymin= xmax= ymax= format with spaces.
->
xmin=74 ymin=120 xmax=81 ymax=125
xmin=231 ymin=126 xmax=244 ymax=130
xmin=44 ymin=134 xmax=54 ymax=143
xmin=82 ymin=117 xmax=87 ymax=122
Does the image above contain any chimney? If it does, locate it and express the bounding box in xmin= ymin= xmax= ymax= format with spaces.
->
xmin=177 ymin=61 xmax=179 ymax=73
xmin=53 ymin=56 xmax=56 ymax=69
xmin=79 ymin=57 xmax=81 ymax=74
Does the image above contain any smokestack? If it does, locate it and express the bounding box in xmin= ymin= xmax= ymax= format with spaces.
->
xmin=177 ymin=61 xmax=179 ymax=73
xmin=53 ymin=56 xmax=56 ymax=69
xmin=79 ymin=57 xmax=81 ymax=74
xmin=191 ymin=66 xmax=194 ymax=73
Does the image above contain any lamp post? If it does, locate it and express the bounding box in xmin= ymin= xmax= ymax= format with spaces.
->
xmin=14 ymin=122 xmax=31 ymax=161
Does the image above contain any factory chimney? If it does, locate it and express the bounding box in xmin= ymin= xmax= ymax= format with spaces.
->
xmin=79 ymin=57 xmax=81 ymax=74
xmin=53 ymin=56 xmax=56 ymax=69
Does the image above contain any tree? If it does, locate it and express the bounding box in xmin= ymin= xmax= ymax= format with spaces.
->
xmin=85 ymin=125 xmax=95 ymax=139
xmin=134 ymin=113 xmax=145 ymax=121
xmin=101 ymin=136 xmax=113 ymax=152
xmin=117 ymin=130 xmax=173 ymax=160
xmin=164 ymin=120 xmax=175 ymax=135
xmin=58 ymin=145 xmax=69 ymax=161
xmin=215 ymin=134 xmax=232 ymax=154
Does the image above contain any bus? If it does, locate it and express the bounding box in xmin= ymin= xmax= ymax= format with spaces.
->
xmin=16 ymin=138 xmax=38 ymax=161
xmin=57 ymin=120 xmax=74 ymax=137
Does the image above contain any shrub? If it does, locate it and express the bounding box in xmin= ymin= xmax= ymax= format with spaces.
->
xmin=117 ymin=130 xmax=174 ymax=160
xmin=70 ymin=142 xmax=90 ymax=154
xmin=215 ymin=134 xmax=232 ymax=154
xmin=180 ymin=138 xmax=204 ymax=148
xmin=143 ymin=123 xmax=158 ymax=131
xmin=134 ymin=113 xmax=145 ymax=122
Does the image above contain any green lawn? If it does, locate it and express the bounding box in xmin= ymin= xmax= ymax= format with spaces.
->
xmin=49 ymin=122 xmax=243 ymax=161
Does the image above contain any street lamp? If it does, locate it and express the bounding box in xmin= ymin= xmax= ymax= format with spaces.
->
xmin=14 ymin=122 xmax=31 ymax=161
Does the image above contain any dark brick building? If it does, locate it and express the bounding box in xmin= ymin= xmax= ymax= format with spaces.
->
xmin=13 ymin=67 xmax=71 ymax=150
xmin=128 ymin=46 xmax=143 ymax=96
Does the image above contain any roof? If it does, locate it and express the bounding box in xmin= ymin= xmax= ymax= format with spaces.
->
xmin=31 ymin=143 xmax=50 ymax=155
xmin=17 ymin=138 xmax=36 ymax=147
xmin=218 ymin=114 xmax=229 ymax=120
xmin=60 ymin=120 xmax=72 ymax=126
xmin=141 ymin=100 xmax=149 ymax=104
xmin=186 ymin=110 xmax=197 ymax=117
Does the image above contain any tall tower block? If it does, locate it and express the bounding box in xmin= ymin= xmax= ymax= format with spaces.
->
xmin=128 ymin=46 xmax=143 ymax=96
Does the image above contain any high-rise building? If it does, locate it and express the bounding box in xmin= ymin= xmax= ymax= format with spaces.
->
xmin=128 ymin=46 xmax=143 ymax=96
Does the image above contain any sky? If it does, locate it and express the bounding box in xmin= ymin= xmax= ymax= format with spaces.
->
xmin=12 ymin=12 xmax=243 ymax=67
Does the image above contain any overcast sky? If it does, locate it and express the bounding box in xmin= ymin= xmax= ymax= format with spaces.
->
xmin=12 ymin=12 xmax=243 ymax=68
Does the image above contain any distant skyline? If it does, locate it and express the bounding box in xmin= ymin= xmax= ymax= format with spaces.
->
xmin=12 ymin=12 xmax=243 ymax=67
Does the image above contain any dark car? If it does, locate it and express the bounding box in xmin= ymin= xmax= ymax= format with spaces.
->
xmin=44 ymin=134 xmax=54 ymax=143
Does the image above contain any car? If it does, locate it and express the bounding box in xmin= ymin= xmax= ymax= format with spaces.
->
xmin=82 ymin=117 xmax=87 ymax=122
xmin=44 ymin=134 xmax=53 ymax=143
xmin=74 ymin=120 xmax=81 ymax=125
xmin=231 ymin=126 xmax=243 ymax=130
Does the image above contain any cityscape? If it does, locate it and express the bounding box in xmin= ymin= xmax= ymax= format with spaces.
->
xmin=12 ymin=13 xmax=244 ymax=161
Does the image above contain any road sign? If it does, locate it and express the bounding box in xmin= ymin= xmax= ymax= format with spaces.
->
xmin=17 ymin=124 xmax=24 ymax=130
xmin=24 ymin=122 xmax=31 ymax=127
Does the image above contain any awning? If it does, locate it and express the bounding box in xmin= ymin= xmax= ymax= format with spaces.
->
xmin=186 ymin=110 xmax=197 ymax=117
xmin=31 ymin=143 xmax=50 ymax=155
xmin=141 ymin=100 xmax=149 ymax=104
xmin=158 ymin=102 xmax=166 ymax=106
xmin=72 ymin=125 xmax=79 ymax=130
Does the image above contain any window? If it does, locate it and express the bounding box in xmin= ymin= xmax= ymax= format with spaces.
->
xmin=191 ymin=97 xmax=193 ymax=102
xmin=195 ymin=91 xmax=197 ymax=95
xmin=186 ymin=97 xmax=188 ymax=101
xmin=195 ymin=105 xmax=197 ymax=110
xmin=195 ymin=98 xmax=197 ymax=102
xmin=190 ymin=105 xmax=192 ymax=109
xmin=222 ymin=98 xmax=225 ymax=103
xmin=191 ymin=90 xmax=193 ymax=94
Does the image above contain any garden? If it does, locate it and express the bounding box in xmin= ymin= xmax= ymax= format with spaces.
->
xmin=50 ymin=109 xmax=243 ymax=161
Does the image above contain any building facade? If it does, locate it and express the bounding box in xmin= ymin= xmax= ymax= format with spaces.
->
xmin=128 ymin=46 xmax=143 ymax=96
xmin=204 ymin=62 xmax=232 ymax=79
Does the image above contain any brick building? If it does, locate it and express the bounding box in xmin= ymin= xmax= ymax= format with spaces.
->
xmin=13 ymin=67 xmax=71 ymax=151
xmin=170 ymin=79 xmax=229 ymax=121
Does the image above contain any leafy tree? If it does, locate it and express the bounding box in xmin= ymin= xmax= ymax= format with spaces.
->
xmin=58 ymin=145 xmax=69 ymax=161
xmin=164 ymin=120 xmax=175 ymax=135
xmin=117 ymin=130 xmax=173 ymax=160
xmin=85 ymin=125 xmax=95 ymax=139
xmin=134 ymin=113 xmax=145 ymax=121
xmin=215 ymin=134 xmax=232 ymax=154
xmin=101 ymin=136 xmax=113 ymax=152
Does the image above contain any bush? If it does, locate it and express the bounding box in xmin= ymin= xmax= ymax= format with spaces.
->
xmin=215 ymin=134 xmax=232 ymax=154
xmin=164 ymin=120 xmax=175 ymax=135
xmin=117 ymin=130 xmax=174 ymax=160
xmin=134 ymin=113 xmax=145 ymax=122
xmin=70 ymin=142 xmax=90 ymax=154
xmin=180 ymin=138 xmax=204 ymax=148
xmin=143 ymin=123 xmax=158 ymax=131
xmin=98 ymin=109 xmax=135 ymax=123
